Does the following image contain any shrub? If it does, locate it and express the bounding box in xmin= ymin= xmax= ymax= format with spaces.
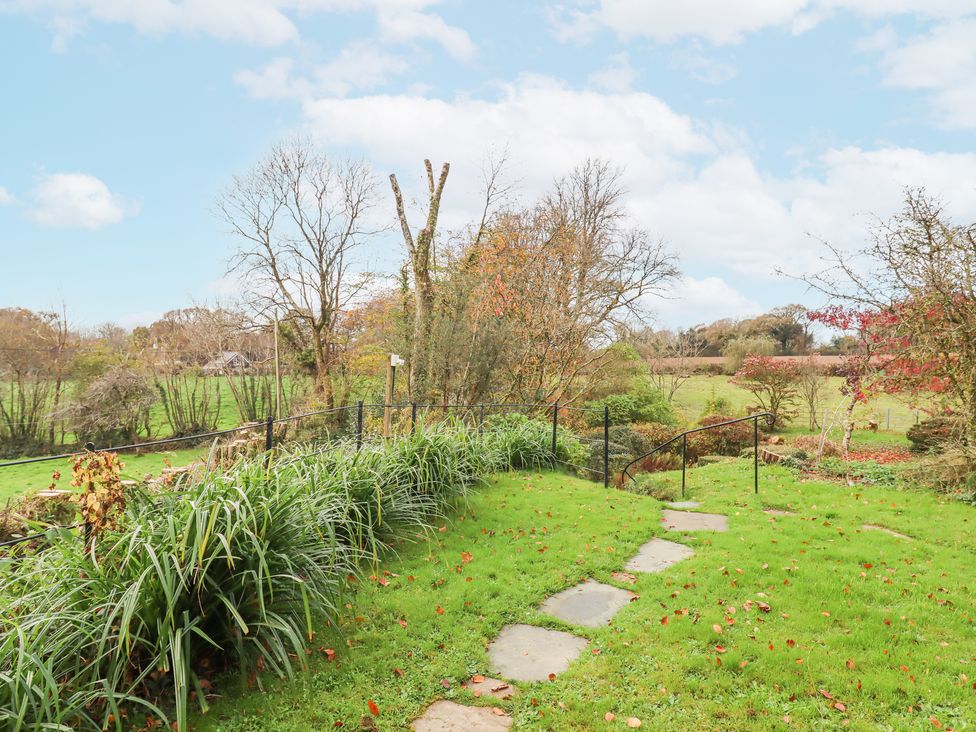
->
xmin=686 ymin=415 xmax=755 ymax=461
xmin=629 ymin=473 xmax=679 ymax=501
xmin=906 ymin=416 xmax=963 ymax=453
xmin=701 ymin=387 xmax=732 ymax=418
xmin=790 ymin=434 xmax=842 ymax=458
xmin=65 ymin=367 xmax=157 ymax=445
xmin=0 ymin=422 xmax=552 ymax=731
xmin=584 ymin=381 xmax=675 ymax=427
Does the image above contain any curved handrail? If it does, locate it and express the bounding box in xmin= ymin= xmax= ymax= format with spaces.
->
xmin=620 ymin=412 xmax=775 ymax=483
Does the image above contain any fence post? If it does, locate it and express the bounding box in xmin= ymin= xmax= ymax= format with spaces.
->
xmin=265 ymin=414 xmax=274 ymax=467
xmin=603 ymin=405 xmax=609 ymax=489
xmin=551 ymin=401 xmax=559 ymax=458
xmin=479 ymin=404 xmax=485 ymax=436
xmin=886 ymin=408 xmax=891 ymax=431
xmin=410 ymin=402 xmax=417 ymax=434
xmin=356 ymin=400 xmax=364 ymax=452
xmin=681 ymin=434 xmax=687 ymax=497
xmin=753 ymin=417 xmax=759 ymax=495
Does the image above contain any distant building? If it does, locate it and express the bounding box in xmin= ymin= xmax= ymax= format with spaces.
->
xmin=201 ymin=351 xmax=252 ymax=375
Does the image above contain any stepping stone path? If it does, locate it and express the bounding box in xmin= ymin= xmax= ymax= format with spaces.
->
xmin=539 ymin=579 xmax=635 ymax=628
xmin=411 ymin=700 xmax=511 ymax=731
xmin=625 ymin=537 xmax=695 ymax=573
xmin=412 ymin=502 xmax=730 ymax=727
xmin=863 ymin=523 xmax=911 ymax=540
xmin=764 ymin=508 xmax=795 ymax=516
xmin=661 ymin=508 xmax=728 ymax=532
xmin=487 ymin=624 xmax=588 ymax=682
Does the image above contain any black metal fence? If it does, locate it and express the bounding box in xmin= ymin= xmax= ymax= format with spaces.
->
xmin=0 ymin=400 xmax=610 ymax=548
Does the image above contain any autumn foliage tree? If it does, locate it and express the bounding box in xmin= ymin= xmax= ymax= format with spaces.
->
xmin=805 ymin=190 xmax=976 ymax=448
xmin=730 ymin=355 xmax=801 ymax=426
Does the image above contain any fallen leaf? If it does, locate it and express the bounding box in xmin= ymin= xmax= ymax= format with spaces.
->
xmin=626 ymin=718 xmax=642 ymax=728
xmin=846 ymin=659 xmax=856 ymax=670
xmin=548 ymin=673 xmax=556 ymax=681
xmin=605 ymin=712 xmax=616 ymax=722
xmin=436 ymin=606 xmax=445 ymax=615
xmin=471 ymin=675 xmax=486 ymax=683
xmin=440 ymin=679 xmax=451 ymax=689
xmin=492 ymin=708 xmax=505 ymax=716
xmin=367 ymin=700 xmax=379 ymax=717
xmin=715 ymin=645 xmax=727 ymax=653
xmin=835 ymin=702 xmax=847 ymax=712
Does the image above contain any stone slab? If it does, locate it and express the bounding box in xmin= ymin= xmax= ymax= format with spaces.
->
xmin=461 ymin=676 xmax=517 ymax=700
xmin=661 ymin=509 xmax=728 ymax=532
xmin=539 ymin=579 xmax=634 ymax=628
xmin=665 ymin=500 xmax=701 ymax=509
xmin=763 ymin=509 xmax=795 ymax=516
xmin=411 ymin=701 xmax=511 ymax=731
xmin=863 ymin=523 xmax=911 ymax=540
xmin=487 ymin=624 xmax=587 ymax=682
xmin=625 ymin=538 xmax=694 ymax=573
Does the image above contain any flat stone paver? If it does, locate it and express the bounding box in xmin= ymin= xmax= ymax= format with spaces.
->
xmin=764 ymin=508 xmax=795 ymax=516
xmin=666 ymin=500 xmax=701 ymax=509
xmin=661 ymin=509 xmax=728 ymax=532
xmin=863 ymin=523 xmax=911 ymax=540
xmin=487 ymin=624 xmax=587 ymax=682
xmin=625 ymin=537 xmax=694 ymax=573
xmin=539 ymin=579 xmax=634 ymax=628
xmin=411 ymin=700 xmax=511 ymax=731
xmin=462 ymin=676 xmax=517 ymax=700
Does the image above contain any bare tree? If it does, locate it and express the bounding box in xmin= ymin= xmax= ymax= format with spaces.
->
xmin=218 ymin=138 xmax=378 ymax=408
xmin=797 ymin=356 xmax=826 ymax=430
xmin=390 ymin=159 xmax=450 ymax=401
xmin=638 ymin=329 xmax=704 ymax=403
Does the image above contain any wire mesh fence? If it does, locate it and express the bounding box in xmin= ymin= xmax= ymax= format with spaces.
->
xmin=0 ymin=400 xmax=610 ymax=548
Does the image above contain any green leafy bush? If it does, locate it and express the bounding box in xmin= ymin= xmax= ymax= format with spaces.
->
xmin=906 ymin=416 xmax=963 ymax=453
xmin=686 ymin=415 xmax=756 ymax=461
xmin=584 ymin=381 xmax=675 ymax=427
xmin=629 ymin=473 xmax=679 ymax=501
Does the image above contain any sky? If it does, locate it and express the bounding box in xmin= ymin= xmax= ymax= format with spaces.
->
xmin=1 ymin=0 xmax=975 ymax=331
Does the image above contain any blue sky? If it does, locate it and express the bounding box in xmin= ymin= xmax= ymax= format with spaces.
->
xmin=1 ymin=0 xmax=975 ymax=330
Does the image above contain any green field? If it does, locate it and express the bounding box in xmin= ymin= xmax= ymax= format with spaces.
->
xmin=0 ymin=446 xmax=209 ymax=504
xmin=192 ymin=467 xmax=976 ymax=730
xmin=672 ymin=375 xmax=923 ymax=446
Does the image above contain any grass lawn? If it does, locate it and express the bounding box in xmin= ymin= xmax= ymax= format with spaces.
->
xmin=193 ymin=466 xmax=976 ymax=731
xmin=0 ymin=446 xmax=209 ymax=504
xmin=672 ymin=375 xmax=923 ymax=446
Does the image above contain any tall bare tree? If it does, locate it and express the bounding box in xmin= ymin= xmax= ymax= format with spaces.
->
xmin=389 ymin=159 xmax=450 ymax=401
xmin=218 ymin=138 xmax=378 ymax=408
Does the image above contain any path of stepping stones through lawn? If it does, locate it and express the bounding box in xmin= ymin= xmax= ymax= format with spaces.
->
xmin=409 ymin=508 xmax=728 ymax=730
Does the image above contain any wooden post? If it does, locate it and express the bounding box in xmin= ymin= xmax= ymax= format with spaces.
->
xmin=383 ymin=360 xmax=393 ymax=438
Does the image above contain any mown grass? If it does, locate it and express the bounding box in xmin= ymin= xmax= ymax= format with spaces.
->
xmin=0 ymin=447 xmax=209 ymax=503
xmin=193 ymin=465 xmax=976 ymax=731
xmin=673 ymin=374 xmax=923 ymax=446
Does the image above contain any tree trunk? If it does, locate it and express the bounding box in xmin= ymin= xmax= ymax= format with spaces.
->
xmin=841 ymin=394 xmax=857 ymax=456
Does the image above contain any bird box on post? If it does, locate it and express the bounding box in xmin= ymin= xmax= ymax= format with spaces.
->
xmin=384 ymin=353 xmax=405 ymax=438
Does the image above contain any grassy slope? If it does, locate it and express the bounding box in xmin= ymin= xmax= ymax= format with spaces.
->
xmin=194 ymin=468 xmax=976 ymax=731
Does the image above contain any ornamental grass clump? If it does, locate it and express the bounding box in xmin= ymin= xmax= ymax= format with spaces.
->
xmin=0 ymin=421 xmax=552 ymax=731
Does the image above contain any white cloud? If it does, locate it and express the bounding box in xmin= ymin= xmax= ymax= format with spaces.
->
xmin=236 ymin=43 xmax=411 ymax=100
xmin=552 ymin=0 xmax=975 ymax=45
xmin=297 ymin=75 xmax=976 ymax=286
xmin=669 ymin=43 xmax=737 ymax=84
xmin=587 ymin=52 xmax=637 ymax=92
xmin=0 ymin=186 xmax=14 ymax=205
xmin=651 ymin=276 xmax=762 ymax=327
xmin=375 ymin=6 xmax=475 ymax=60
xmin=6 ymin=0 xmax=475 ymax=53
xmin=28 ymin=172 xmax=135 ymax=229
xmin=872 ymin=19 xmax=976 ymax=129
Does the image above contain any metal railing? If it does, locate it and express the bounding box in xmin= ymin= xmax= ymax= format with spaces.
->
xmin=620 ymin=413 xmax=776 ymax=496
